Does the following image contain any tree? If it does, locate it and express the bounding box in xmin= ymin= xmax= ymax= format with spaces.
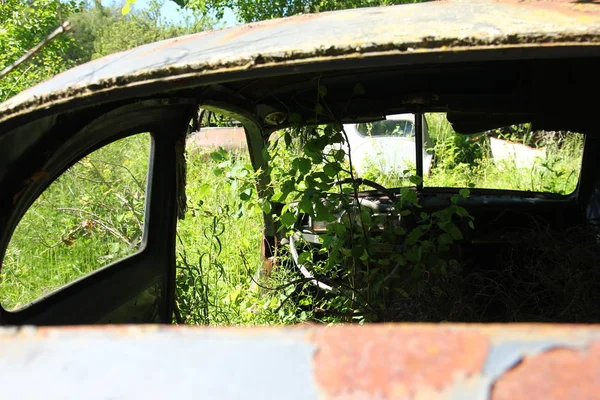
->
xmin=69 ymin=0 xmax=214 ymax=63
xmin=0 ymin=0 xmax=80 ymax=101
xmin=169 ymin=0 xmax=430 ymax=23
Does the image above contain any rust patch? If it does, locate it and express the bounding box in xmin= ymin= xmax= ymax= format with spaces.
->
xmin=219 ymin=13 xmax=318 ymax=43
xmin=309 ymin=325 xmax=490 ymax=399
xmin=135 ymin=30 xmax=216 ymax=59
xmin=437 ymin=0 xmax=600 ymax=18
xmin=491 ymin=341 xmax=600 ymax=400
xmin=499 ymin=0 xmax=600 ymax=18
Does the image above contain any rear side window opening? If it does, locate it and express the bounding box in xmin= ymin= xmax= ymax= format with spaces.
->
xmin=422 ymin=113 xmax=584 ymax=195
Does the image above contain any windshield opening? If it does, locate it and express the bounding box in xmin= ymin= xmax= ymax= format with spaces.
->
xmin=324 ymin=113 xmax=584 ymax=196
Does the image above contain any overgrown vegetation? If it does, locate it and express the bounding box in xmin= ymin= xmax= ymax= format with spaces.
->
xmin=1 ymin=134 xmax=150 ymax=309
xmin=0 ymin=113 xmax=590 ymax=323
xmin=1 ymin=0 xmax=596 ymax=325
xmin=165 ymin=0 xmax=429 ymax=24
xmin=0 ymin=0 xmax=213 ymax=102
xmin=175 ymin=110 xmax=589 ymax=324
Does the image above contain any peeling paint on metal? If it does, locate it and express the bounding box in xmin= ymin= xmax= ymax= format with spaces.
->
xmin=491 ymin=341 xmax=600 ymax=400
xmin=484 ymin=339 xmax=587 ymax=381
xmin=1 ymin=324 xmax=600 ymax=399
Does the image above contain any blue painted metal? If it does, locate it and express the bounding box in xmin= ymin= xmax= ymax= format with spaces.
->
xmin=0 ymin=324 xmax=599 ymax=399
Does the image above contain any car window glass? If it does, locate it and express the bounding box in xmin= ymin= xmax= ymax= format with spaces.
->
xmin=423 ymin=113 xmax=584 ymax=195
xmin=0 ymin=133 xmax=151 ymax=310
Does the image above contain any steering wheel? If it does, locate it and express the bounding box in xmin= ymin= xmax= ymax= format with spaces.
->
xmin=288 ymin=177 xmax=399 ymax=292
xmin=333 ymin=177 xmax=398 ymax=210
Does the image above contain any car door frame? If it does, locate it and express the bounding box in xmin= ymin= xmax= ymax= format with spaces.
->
xmin=0 ymin=99 xmax=196 ymax=325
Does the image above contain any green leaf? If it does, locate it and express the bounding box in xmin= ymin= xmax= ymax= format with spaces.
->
xmin=438 ymin=233 xmax=453 ymax=245
xmin=459 ymin=188 xmax=470 ymax=198
xmin=353 ymin=83 xmax=366 ymax=95
xmin=298 ymin=251 xmax=312 ymax=264
xmin=298 ymin=197 xmax=314 ymax=215
xmin=455 ymin=206 xmax=470 ymax=218
xmin=212 ymin=167 xmax=224 ymax=176
xmin=271 ymin=191 xmax=285 ymax=202
xmin=240 ymin=188 xmax=253 ymax=201
xmin=259 ymin=199 xmax=272 ymax=214
xmin=315 ymin=201 xmax=334 ymax=222
xmin=284 ymin=131 xmax=292 ymax=147
xmin=351 ymin=246 xmax=367 ymax=260
xmin=318 ymin=85 xmax=328 ymax=97
xmin=295 ymin=158 xmax=311 ymax=175
xmin=393 ymin=227 xmax=406 ymax=236
xmin=210 ymin=149 xmax=226 ymax=162
xmin=333 ymin=149 xmax=346 ymax=162
xmin=323 ymin=163 xmax=339 ymax=178
xmin=280 ymin=211 xmax=297 ymax=228
xmin=438 ymin=221 xmax=463 ymax=240
xmin=197 ymin=183 xmax=211 ymax=197
xmin=409 ymin=175 xmax=422 ymax=185
xmin=405 ymin=227 xmax=425 ymax=245
xmin=402 ymin=190 xmax=418 ymax=205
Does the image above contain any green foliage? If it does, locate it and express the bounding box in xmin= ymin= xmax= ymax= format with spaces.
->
xmin=267 ymin=120 xmax=474 ymax=322
xmin=0 ymin=115 xmax=585 ymax=322
xmin=0 ymin=0 xmax=81 ymax=101
xmin=172 ymin=0 xmax=430 ymax=23
xmin=175 ymin=147 xmax=309 ymax=325
xmin=1 ymin=133 xmax=150 ymax=310
xmin=424 ymin=113 xmax=584 ymax=195
xmin=0 ymin=0 xmax=213 ymax=102
xmin=70 ymin=0 xmax=213 ymax=64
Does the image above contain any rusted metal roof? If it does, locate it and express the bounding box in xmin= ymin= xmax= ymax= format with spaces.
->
xmin=0 ymin=0 xmax=599 ymax=125
xmin=1 ymin=323 xmax=599 ymax=399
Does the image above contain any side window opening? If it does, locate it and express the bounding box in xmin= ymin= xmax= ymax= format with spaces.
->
xmin=423 ymin=113 xmax=584 ymax=195
xmin=0 ymin=133 xmax=152 ymax=310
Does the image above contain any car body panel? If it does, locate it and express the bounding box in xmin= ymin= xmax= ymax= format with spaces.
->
xmin=1 ymin=0 xmax=600 ymax=127
xmin=1 ymin=324 xmax=600 ymax=399
xmin=0 ymin=8 xmax=596 ymax=394
xmin=0 ymin=0 xmax=597 ymax=393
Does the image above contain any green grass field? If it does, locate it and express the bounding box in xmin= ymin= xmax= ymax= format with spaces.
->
xmin=0 ymin=115 xmax=585 ymax=323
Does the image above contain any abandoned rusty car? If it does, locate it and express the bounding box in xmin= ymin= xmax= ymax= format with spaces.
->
xmin=0 ymin=1 xmax=600 ymax=398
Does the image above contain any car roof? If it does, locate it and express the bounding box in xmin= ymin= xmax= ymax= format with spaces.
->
xmin=0 ymin=0 xmax=599 ymax=128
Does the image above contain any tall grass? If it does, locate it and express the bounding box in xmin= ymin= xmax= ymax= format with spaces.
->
xmin=0 ymin=116 xmax=586 ymax=322
xmin=0 ymin=133 xmax=150 ymax=310
xmin=424 ymin=114 xmax=583 ymax=194
xmin=174 ymin=148 xmax=308 ymax=325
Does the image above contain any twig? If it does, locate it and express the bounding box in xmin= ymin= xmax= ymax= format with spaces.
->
xmin=0 ymin=21 xmax=72 ymax=80
xmin=173 ymin=300 xmax=184 ymax=324
xmin=313 ymin=307 xmax=362 ymax=318
xmin=240 ymin=250 xmax=314 ymax=291
xmin=56 ymin=207 xmax=131 ymax=245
